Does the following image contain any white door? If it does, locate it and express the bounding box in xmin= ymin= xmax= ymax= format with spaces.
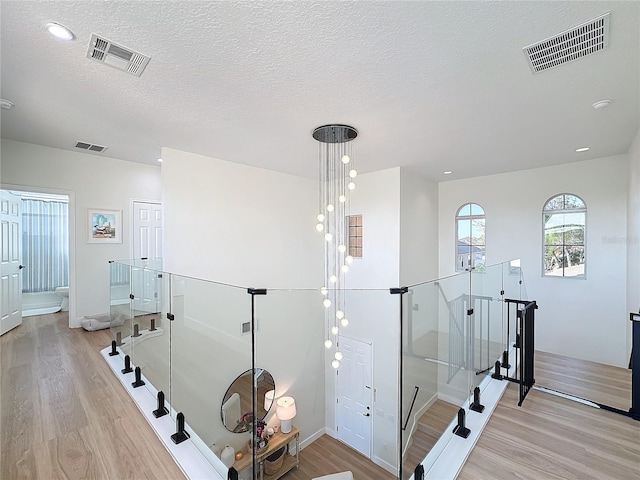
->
xmin=1 ymin=191 xmax=22 ymax=335
xmin=132 ymin=201 xmax=163 ymax=314
xmin=336 ymin=336 xmax=373 ymax=458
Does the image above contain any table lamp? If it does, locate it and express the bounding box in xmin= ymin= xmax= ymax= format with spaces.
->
xmin=276 ymin=396 xmax=296 ymax=433
xmin=264 ymin=389 xmax=275 ymax=412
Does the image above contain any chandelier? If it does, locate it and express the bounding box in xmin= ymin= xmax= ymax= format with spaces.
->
xmin=312 ymin=124 xmax=358 ymax=369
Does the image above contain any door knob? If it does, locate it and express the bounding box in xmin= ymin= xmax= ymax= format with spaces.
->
xmin=18 ymin=265 xmax=25 ymax=269
xmin=362 ymin=412 xmax=370 ymax=417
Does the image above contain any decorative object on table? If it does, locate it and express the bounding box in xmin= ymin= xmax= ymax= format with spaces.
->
xmin=276 ymin=396 xmax=296 ymax=434
xmin=267 ymin=427 xmax=274 ymax=437
xmin=263 ymin=446 xmax=286 ymax=476
xmin=235 ymin=451 xmax=243 ymax=461
xmin=210 ymin=443 xmax=220 ymax=457
xmin=220 ymin=445 xmax=236 ymax=468
xmin=246 ymin=417 xmax=269 ymax=453
xmin=264 ymin=389 xmax=275 ymax=412
xmin=273 ymin=424 xmax=279 ymax=433
xmin=87 ymin=208 xmax=122 ymax=243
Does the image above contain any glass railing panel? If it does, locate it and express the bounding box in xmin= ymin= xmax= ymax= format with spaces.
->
xmin=128 ymin=266 xmax=169 ymax=400
xmin=253 ymin=288 xmax=325 ymax=479
xmin=169 ymin=274 xmax=250 ymax=477
xmin=401 ymin=272 xmax=469 ymax=479
xmin=470 ymin=262 xmax=505 ymax=396
xmin=109 ymin=261 xmax=133 ymax=357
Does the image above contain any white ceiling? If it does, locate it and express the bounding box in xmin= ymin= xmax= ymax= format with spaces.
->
xmin=1 ymin=1 xmax=638 ymax=181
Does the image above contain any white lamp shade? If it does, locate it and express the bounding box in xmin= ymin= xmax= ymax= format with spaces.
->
xmin=276 ymin=396 xmax=296 ymax=420
xmin=264 ymin=389 xmax=275 ymax=412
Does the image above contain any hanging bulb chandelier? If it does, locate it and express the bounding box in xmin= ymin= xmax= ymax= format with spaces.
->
xmin=312 ymin=124 xmax=358 ymax=369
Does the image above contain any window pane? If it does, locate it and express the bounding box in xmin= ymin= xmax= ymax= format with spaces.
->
xmin=457 ymin=219 xmax=471 ymax=243
xmin=544 ymin=246 xmax=564 ymax=275
xmin=471 ymin=218 xmax=485 ymax=246
xmin=458 ymin=204 xmax=471 ymax=216
xmin=470 ymin=203 xmax=484 ymax=215
xmin=564 ymin=195 xmax=585 ymax=209
xmin=564 ymin=246 xmax=585 ymax=276
xmin=544 ymin=195 xmax=564 ymax=211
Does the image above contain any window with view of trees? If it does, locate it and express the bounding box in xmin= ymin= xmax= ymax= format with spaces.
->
xmin=456 ymin=203 xmax=485 ymax=271
xmin=543 ymin=194 xmax=586 ymax=278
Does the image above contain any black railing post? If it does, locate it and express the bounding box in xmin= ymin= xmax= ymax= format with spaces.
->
xmin=390 ymin=286 xmax=408 ymax=478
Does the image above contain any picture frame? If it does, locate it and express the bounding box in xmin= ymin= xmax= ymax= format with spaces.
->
xmin=87 ymin=208 xmax=122 ymax=243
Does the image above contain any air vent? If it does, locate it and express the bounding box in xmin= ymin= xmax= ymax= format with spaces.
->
xmin=75 ymin=141 xmax=107 ymax=153
xmin=523 ymin=12 xmax=610 ymax=73
xmin=86 ymin=34 xmax=150 ymax=77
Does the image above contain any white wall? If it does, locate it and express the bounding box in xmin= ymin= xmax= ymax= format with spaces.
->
xmin=330 ymin=168 xmax=400 ymax=472
xmin=160 ymin=147 xmax=325 ymax=453
xmin=1 ymin=139 xmax=161 ymax=327
xmin=628 ymin=127 xmax=640 ymax=358
xmin=399 ymin=169 xmax=439 ymax=286
xmin=439 ymin=156 xmax=629 ymax=367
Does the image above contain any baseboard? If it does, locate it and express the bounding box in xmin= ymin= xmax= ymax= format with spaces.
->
xmin=372 ymin=455 xmax=397 ymax=476
xmin=299 ymin=427 xmax=326 ymax=453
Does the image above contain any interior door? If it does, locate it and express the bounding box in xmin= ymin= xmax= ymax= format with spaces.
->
xmin=1 ymin=191 xmax=22 ymax=335
xmin=132 ymin=201 xmax=163 ymax=314
xmin=336 ymin=336 xmax=373 ymax=458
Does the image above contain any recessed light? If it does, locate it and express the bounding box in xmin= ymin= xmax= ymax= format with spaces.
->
xmin=592 ymin=99 xmax=611 ymax=110
xmin=0 ymin=99 xmax=15 ymax=110
xmin=157 ymin=158 xmax=163 ymax=163
xmin=576 ymin=147 xmax=590 ymax=152
xmin=443 ymin=171 xmax=453 ymax=175
xmin=46 ymin=22 xmax=74 ymax=41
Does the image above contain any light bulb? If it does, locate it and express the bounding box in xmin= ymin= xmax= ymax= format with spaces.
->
xmin=46 ymin=22 xmax=74 ymax=41
xmin=341 ymin=317 xmax=349 ymax=327
xmin=332 ymin=359 xmax=340 ymax=369
xmin=339 ymin=194 xmax=346 ymax=203
xmin=325 ymin=232 xmax=333 ymax=242
xmin=315 ymin=223 xmax=324 ymax=232
xmin=345 ymin=255 xmax=354 ymax=264
xmin=341 ymin=265 xmax=350 ymax=273
xmin=324 ymin=339 xmax=333 ymax=349
xmin=348 ymin=182 xmax=356 ymax=191
xmin=323 ymin=298 xmax=331 ymax=308
xmin=338 ymin=244 xmax=347 ymax=253
xmin=341 ymin=154 xmax=350 ymax=164
xmin=320 ymin=287 xmax=328 ymax=296
xmin=331 ymin=325 xmax=339 ymax=335
xmin=329 ymin=274 xmax=337 ymax=284
xmin=349 ymin=169 xmax=358 ymax=178
xmin=335 ymin=351 xmax=343 ymax=361
xmin=336 ymin=310 xmax=344 ymax=320
xmin=327 ymin=204 xmax=334 ymax=212
xmin=317 ymin=213 xmax=325 ymax=222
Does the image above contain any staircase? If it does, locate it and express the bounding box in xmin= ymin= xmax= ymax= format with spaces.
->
xmin=402 ymin=399 xmax=459 ymax=478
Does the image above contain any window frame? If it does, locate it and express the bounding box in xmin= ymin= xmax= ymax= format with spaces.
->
xmin=455 ymin=203 xmax=486 ymax=272
xmin=542 ymin=193 xmax=587 ymax=279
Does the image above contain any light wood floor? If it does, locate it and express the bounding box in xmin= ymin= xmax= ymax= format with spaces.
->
xmin=458 ymin=352 xmax=639 ymax=480
xmin=3 ymin=315 xmax=638 ymax=480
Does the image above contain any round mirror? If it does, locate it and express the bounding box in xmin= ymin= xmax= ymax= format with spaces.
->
xmin=221 ymin=368 xmax=275 ymax=433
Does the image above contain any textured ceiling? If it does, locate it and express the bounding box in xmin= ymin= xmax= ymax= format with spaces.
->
xmin=1 ymin=1 xmax=638 ymax=181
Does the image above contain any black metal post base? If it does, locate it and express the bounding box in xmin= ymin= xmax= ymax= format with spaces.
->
xmin=121 ymin=354 xmax=133 ymax=374
xmin=108 ymin=340 xmax=118 ymax=356
xmin=501 ymin=350 xmax=511 ymax=369
xmin=149 ymin=318 xmax=157 ymax=331
xmin=116 ymin=331 xmax=124 ymax=346
xmin=132 ymin=324 xmax=141 ymax=337
xmin=491 ymin=360 xmax=504 ymax=380
xmin=132 ymin=366 xmax=145 ymax=388
xmin=470 ymin=386 xmax=485 ymax=413
xmin=171 ymin=412 xmax=190 ymax=444
xmin=453 ymin=408 xmax=471 ymax=438
xmin=414 ymin=464 xmax=424 ymax=480
xmin=227 ymin=467 xmax=238 ymax=480
xmin=153 ymin=391 xmax=169 ymax=418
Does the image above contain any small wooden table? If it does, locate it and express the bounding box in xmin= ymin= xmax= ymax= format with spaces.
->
xmin=233 ymin=426 xmax=299 ymax=480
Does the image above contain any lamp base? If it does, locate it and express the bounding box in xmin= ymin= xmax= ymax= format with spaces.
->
xmin=280 ymin=419 xmax=292 ymax=434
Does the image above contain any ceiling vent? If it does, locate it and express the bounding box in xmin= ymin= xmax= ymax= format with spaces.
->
xmin=75 ymin=141 xmax=107 ymax=153
xmin=523 ymin=12 xmax=610 ymax=73
xmin=86 ymin=34 xmax=150 ymax=77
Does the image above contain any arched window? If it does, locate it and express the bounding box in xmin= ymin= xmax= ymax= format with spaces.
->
xmin=543 ymin=194 xmax=586 ymax=278
xmin=456 ymin=203 xmax=485 ymax=271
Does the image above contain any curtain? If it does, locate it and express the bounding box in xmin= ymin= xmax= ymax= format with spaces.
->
xmin=21 ymin=199 xmax=69 ymax=293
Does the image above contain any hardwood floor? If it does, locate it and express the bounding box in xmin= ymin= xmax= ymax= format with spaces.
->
xmin=3 ymin=316 xmax=638 ymax=480
xmin=458 ymin=352 xmax=639 ymax=480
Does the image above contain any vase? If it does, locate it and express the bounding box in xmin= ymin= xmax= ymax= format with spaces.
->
xmin=220 ymin=445 xmax=235 ymax=468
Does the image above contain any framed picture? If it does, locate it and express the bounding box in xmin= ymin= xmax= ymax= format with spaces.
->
xmin=87 ymin=208 xmax=122 ymax=243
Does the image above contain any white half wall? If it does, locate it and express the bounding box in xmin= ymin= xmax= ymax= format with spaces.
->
xmin=1 ymin=139 xmax=161 ymax=327
xmin=628 ymin=127 xmax=640 ymax=358
xmin=439 ymin=155 xmax=629 ymax=367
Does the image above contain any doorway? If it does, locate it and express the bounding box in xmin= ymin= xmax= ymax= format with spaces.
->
xmin=336 ymin=336 xmax=373 ymax=458
xmin=131 ymin=200 xmax=163 ymax=314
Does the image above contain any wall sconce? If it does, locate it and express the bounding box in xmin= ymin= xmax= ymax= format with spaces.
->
xmin=276 ymin=396 xmax=296 ymax=434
